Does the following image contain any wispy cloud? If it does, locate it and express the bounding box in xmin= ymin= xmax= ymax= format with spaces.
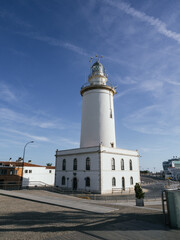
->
xmin=0 ymin=127 xmax=49 ymax=142
xmin=165 ymin=79 xmax=180 ymax=86
xmin=0 ymin=83 xmax=17 ymax=103
xmin=17 ymin=31 xmax=129 ymax=64
xmin=122 ymin=103 xmax=180 ymax=136
xmin=18 ymin=32 xmax=89 ymax=56
xmin=114 ymin=87 xmax=138 ymax=99
xmin=0 ymin=107 xmax=66 ymax=130
xmin=116 ymin=76 xmax=137 ymax=85
xmin=57 ymin=137 xmax=79 ymax=147
xmin=103 ymin=0 xmax=180 ymax=44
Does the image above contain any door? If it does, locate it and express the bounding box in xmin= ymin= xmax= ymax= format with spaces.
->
xmin=122 ymin=177 xmax=125 ymax=191
xmin=73 ymin=177 xmax=77 ymax=190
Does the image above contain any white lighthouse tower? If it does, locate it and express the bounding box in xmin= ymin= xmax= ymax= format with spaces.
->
xmin=80 ymin=60 xmax=116 ymax=148
xmin=55 ymin=57 xmax=140 ymax=194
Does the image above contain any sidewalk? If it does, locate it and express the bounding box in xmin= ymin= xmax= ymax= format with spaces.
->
xmin=0 ymin=189 xmax=118 ymax=213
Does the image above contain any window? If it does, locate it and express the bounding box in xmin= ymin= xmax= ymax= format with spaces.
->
xmin=29 ymin=170 xmax=32 ymax=173
xmin=62 ymin=159 xmax=66 ymax=171
xmin=73 ymin=158 xmax=77 ymax=171
xmin=61 ymin=176 xmax=66 ymax=185
xmin=24 ymin=170 xmax=28 ymax=173
xmin=86 ymin=157 xmax=90 ymax=170
xmin=111 ymin=143 xmax=114 ymax=148
xmin=0 ymin=169 xmax=7 ymax=175
xmin=122 ymin=177 xmax=125 ymax=190
xmin=49 ymin=170 xmax=52 ymax=173
xmin=85 ymin=177 xmax=90 ymax=187
xmin=112 ymin=177 xmax=116 ymax=186
xmin=10 ymin=170 xmax=13 ymax=175
xmin=129 ymin=159 xmax=133 ymax=170
xmin=121 ymin=159 xmax=124 ymax=170
xmin=130 ymin=177 xmax=133 ymax=185
xmin=111 ymin=158 xmax=115 ymax=170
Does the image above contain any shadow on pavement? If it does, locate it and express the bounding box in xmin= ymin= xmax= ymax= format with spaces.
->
xmin=0 ymin=210 xmax=169 ymax=233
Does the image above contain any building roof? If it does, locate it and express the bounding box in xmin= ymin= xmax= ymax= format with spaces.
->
xmin=0 ymin=161 xmax=55 ymax=168
xmin=46 ymin=166 xmax=55 ymax=169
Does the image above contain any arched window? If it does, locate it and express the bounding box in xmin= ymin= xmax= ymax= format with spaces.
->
xmin=122 ymin=177 xmax=125 ymax=190
xmin=121 ymin=159 xmax=124 ymax=170
xmin=112 ymin=177 xmax=116 ymax=186
xmin=111 ymin=158 xmax=115 ymax=170
xmin=62 ymin=159 xmax=66 ymax=171
xmin=73 ymin=158 xmax=77 ymax=170
xmin=62 ymin=176 xmax=65 ymax=185
xmin=86 ymin=177 xmax=90 ymax=187
xmin=86 ymin=157 xmax=90 ymax=170
xmin=130 ymin=176 xmax=133 ymax=185
xmin=129 ymin=159 xmax=133 ymax=170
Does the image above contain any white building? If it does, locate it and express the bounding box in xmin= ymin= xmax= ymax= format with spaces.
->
xmin=168 ymin=167 xmax=180 ymax=181
xmin=55 ymin=59 xmax=140 ymax=194
xmin=22 ymin=163 xmax=55 ymax=187
xmin=163 ymin=157 xmax=180 ymax=180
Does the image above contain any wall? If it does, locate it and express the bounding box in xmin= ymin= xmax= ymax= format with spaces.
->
xmin=55 ymin=146 xmax=140 ymax=194
xmin=101 ymin=153 xmax=140 ymax=194
xmin=55 ymin=148 xmax=100 ymax=192
xmin=80 ymin=88 xmax=116 ymax=148
xmin=22 ymin=167 xmax=55 ymax=187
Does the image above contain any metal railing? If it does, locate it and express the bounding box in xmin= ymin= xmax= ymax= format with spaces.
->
xmin=0 ymin=181 xmax=21 ymax=190
xmin=81 ymin=81 xmax=115 ymax=89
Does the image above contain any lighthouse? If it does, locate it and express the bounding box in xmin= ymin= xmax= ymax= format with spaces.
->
xmin=55 ymin=57 xmax=140 ymax=194
xmin=80 ymin=60 xmax=116 ymax=148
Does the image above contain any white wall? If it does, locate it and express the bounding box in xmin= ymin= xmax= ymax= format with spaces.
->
xmin=22 ymin=167 xmax=55 ymax=187
xmin=55 ymin=150 xmax=100 ymax=192
xmin=55 ymin=146 xmax=140 ymax=194
xmin=80 ymin=89 xmax=116 ymax=148
xmin=100 ymin=150 xmax=140 ymax=194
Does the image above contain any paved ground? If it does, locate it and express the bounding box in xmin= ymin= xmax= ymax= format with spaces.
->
xmin=0 ymin=190 xmax=117 ymax=213
xmin=0 ymin=190 xmax=179 ymax=240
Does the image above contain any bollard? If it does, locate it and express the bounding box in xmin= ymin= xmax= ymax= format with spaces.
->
xmin=165 ymin=189 xmax=180 ymax=229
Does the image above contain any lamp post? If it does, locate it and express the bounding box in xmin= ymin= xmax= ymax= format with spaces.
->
xmin=21 ymin=141 xmax=34 ymax=188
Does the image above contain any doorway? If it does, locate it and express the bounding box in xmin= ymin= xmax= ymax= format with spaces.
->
xmin=122 ymin=177 xmax=125 ymax=191
xmin=73 ymin=177 xmax=77 ymax=190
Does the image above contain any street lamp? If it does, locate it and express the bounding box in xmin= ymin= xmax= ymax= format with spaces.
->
xmin=21 ymin=141 xmax=34 ymax=188
xmin=22 ymin=141 xmax=34 ymax=163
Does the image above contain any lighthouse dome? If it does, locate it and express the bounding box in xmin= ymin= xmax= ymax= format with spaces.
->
xmin=88 ymin=60 xmax=107 ymax=85
xmin=92 ymin=61 xmax=103 ymax=74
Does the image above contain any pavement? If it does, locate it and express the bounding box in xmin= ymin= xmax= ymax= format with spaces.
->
xmin=0 ymin=189 xmax=118 ymax=213
xmin=0 ymin=189 xmax=179 ymax=240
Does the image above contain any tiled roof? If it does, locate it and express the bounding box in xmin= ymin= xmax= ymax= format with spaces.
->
xmin=46 ymin=166 xmax=55 ymax=169
xmin=0 ymin=161 xmax=55 ymax=168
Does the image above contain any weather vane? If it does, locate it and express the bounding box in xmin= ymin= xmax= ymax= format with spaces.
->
xmin=89 ymin=55 xmax=103 ymax=63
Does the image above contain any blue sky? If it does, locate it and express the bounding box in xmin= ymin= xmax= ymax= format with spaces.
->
xmin=1 ymin=0 xmax=180 ymax=171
